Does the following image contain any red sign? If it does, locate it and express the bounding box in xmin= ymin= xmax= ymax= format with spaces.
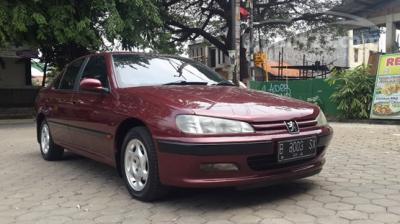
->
xmin=240 ymin=7 xmax=249 ymax=19
xmin=386 ymin=57 xmax=400 ymax=66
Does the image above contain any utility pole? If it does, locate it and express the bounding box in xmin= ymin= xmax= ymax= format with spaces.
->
xmin=362 ymin=32 xmax=366 ymax=66
xmin=249 ymin=0 xmax=255 ymax=81
xmin=229 ymin=0 xmax=241 ymax=86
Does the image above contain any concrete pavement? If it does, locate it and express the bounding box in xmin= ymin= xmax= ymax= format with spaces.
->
xmin=0 ymin=121 xmax=399 ymax=224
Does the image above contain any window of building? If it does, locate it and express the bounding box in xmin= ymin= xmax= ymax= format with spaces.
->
xmin=218 ymin=50 xmax=221 ymax=65
xmin=354 ymin=48 xmax=359 ymax=63
xmin=210 ymin=49 xmax=216 ymax=67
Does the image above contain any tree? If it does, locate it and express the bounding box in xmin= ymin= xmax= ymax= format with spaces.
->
xmin=0 ymin=0 xmax=165 ymax=70
xmin=160 ymin=0 xmax=342 ymax=56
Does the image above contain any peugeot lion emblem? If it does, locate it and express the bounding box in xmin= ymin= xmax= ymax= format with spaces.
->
xmin=285 ymin=121 xmax=299 ymax=134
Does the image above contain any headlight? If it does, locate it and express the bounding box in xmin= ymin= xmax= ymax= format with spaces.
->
xmin=176 ymin=115 xmax=254 ymax=135
xmin=316 ymin=110 xmax=328 ymax=126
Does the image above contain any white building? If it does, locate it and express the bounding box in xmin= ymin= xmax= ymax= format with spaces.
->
xmin=188 ymin=40 xmax=230 ymax=79
xmin=267 ymin=30 xmax=381 ymax=70
xmin=0 ymin=48 xmax=36 ymax=87
xmin=0 ymin=47 xmax=40 ymax=110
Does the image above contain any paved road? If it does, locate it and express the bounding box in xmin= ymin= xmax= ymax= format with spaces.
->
xmin=0 ymin=121 xmax=400 ymax=224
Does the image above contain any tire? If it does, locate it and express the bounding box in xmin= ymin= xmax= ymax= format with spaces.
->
xmin=39 ymin=120 xmax=64 ymax=161
xmin=120 ymin=126 xmax=168 ymax=201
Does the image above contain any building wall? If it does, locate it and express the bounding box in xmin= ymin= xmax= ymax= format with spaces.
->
xmin=188 ymin=43 xmax=208 ymax=65
xmin=348 ymin=30 xmax=380 ymax=68
xmin=267 ymin=31 xmax=383 ymax=69
xmin=188 ymin=43 xmax=228 ymax=68
xmin=188 ymin=43 xmax=230 ymax=79
xmin=0 ymin=57 xmax=26 ymax=88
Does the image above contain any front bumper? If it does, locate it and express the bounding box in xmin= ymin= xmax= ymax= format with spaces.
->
xmin=156 ymin=126 xmax=333 ymax=188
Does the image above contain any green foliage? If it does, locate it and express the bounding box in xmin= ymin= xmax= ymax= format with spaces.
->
xmin=326 ymin=66 xmax=375 ymax=119
xmin=0 ymin=0 xmax=166 ymax=68
xmin=160 ymin=0 xmax=342 ymax=55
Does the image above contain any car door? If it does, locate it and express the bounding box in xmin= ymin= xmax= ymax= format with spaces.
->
xmin=69 ymin=55 xmax=115 ymax=161
xmin=46 ymin=58 xmax=85 ymax=147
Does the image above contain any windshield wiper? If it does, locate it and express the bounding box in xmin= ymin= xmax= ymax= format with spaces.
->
xmin=163 ymin=81 xmax=209 ymax=86
xmin=213 ymin=80 xmax=235 ymax=86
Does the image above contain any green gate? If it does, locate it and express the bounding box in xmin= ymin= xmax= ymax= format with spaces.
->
xmin=250 ymin=80 xmax=338 ymax=116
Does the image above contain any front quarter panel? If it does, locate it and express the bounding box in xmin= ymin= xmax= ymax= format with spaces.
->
xmin=114 ymin=90 xmax=186 ymax=139
xmin=35 ymin=89 xmax=49 ymax=117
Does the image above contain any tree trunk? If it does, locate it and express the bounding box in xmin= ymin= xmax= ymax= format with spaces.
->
xmin=41 ymin=61 xmax=48 ymax=87
xmin=24 ymin=58 xmax=32 ymax=86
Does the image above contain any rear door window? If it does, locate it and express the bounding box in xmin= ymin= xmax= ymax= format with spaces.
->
xmin=51 ymin=71 xmax=63 ymax=89
xmin=59 ymin=58 xmax=85 ymax=90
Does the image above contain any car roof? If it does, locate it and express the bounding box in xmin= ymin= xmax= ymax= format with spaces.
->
xmin=89 ymin=51 xmax=187 ymax=59
xmin=66 ymin=51 xmax=192 ymax=68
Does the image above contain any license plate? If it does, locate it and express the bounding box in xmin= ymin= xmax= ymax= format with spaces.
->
xmin=277 ymin=137 xmax=317 ymax=163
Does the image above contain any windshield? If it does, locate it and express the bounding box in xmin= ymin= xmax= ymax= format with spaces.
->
xmin=112 ymin=54 xmax=226 ymax=88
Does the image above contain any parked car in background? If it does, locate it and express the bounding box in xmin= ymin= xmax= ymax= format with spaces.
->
xmin=35 ymin=52 xmax=333 ymax=201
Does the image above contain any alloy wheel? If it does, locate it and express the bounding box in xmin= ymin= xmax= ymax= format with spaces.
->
xmin=124 ymin=139 xmax=149 ymax=191
xmin=41 ymin=124 xmax=50 ymax=154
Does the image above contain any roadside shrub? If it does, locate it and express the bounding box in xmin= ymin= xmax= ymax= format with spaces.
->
xmin=326 ymin=66 xmax=375 ymax=119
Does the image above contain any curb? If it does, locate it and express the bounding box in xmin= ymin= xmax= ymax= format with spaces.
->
xmin=0 ymin=119 xmax=35 ymax=125
xmin=329 ymin=119 xmax=400 ymax=125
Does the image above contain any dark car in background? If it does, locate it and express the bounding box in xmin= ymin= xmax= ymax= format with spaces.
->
xmin=35 ymin=52 xmax=333 ymax=201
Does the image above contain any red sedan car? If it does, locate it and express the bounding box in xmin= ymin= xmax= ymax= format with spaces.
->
xmin=35 ymin=52 xmax=332 ymax=201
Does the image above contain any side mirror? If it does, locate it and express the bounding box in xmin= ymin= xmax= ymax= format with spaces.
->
xmin=79 ymin=78 xmax=107 ymax=92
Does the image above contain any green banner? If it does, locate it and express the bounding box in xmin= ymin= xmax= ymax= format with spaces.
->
xmin=250 ymin=79 xmax=338 ymax=117
xmin=370 ymin=54 xmax=400 ymax=119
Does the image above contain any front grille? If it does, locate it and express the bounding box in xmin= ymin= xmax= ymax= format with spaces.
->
xmin=251 ymin=119 xmax=317 ymax=134
xmin=247 ymin=146 xmax=325 ymax=171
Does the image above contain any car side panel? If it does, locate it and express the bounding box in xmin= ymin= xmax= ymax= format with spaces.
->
xmin=42 ymin=90 xmax=75 ymax=146
xmin=58 ymin=54 xmax=115 ymax=164
xmin=68 ymin=92 xmax=117 ymax=163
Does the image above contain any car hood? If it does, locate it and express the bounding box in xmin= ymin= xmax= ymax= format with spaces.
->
xmin=119 ymin=86 xmax=319 ymax=122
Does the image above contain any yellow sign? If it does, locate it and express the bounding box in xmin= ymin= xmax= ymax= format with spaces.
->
xmin=254 ymin=52 xmax=268 ymax=70
xmin=377 ymin=54 xmax=400 ymax=76
xmin=253 ymin=52 xmax=269 ymax=81
xmin=254 ymin=52 xmax=267 ymax=67
xmin=371 ymin=53 xmax=400 ymax=119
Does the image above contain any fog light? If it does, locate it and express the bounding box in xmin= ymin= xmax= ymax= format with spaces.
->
xmin=200 ymin=163 xmax=239 ymax=172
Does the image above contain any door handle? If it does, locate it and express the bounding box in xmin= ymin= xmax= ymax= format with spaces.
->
xmin=72 ymin=100 xmax=83 ymax=105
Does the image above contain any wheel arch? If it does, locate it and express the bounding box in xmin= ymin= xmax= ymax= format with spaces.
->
xmin=36 ymin=113 xmax=46 ymax=143
xmin=114 ymin=117 xmax=149 ymax=176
